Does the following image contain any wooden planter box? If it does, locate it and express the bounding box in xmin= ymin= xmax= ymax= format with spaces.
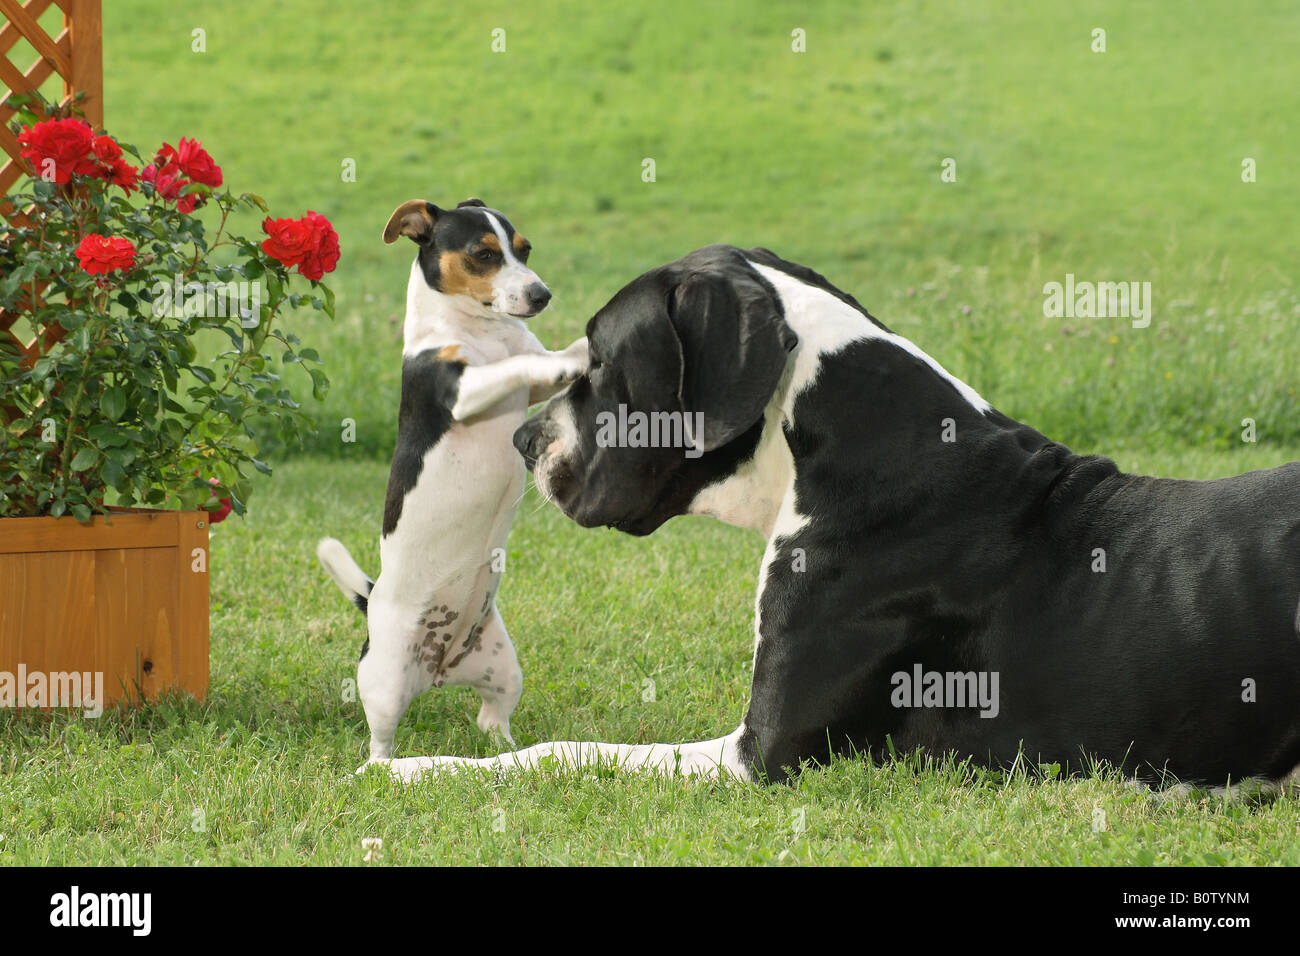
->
xmin=0 ymin=509 xmax=209 ymax=708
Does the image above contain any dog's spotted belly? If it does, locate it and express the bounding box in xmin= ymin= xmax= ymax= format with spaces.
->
xmin=409 ymin=581 xmax=498 ymax=690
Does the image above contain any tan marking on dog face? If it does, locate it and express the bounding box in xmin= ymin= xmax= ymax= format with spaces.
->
xmin=512 ymin=232 xmax=528 ymax=254
xmin=438 ymin=250 xmax=499 ymax=302
xmin=480 ymin=233 xmax=501 ymax=252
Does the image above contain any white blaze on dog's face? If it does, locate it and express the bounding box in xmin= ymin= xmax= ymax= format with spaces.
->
xmin=383 ymin=197 xmax=552 ymax=319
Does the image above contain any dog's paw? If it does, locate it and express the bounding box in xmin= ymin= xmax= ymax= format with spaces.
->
xmin=476 ymin=709 xmax=517 ymax=748
xmin=551 ymin=337 xmax=589 ymax=383
xmin=549 ymin=361 xmax=585 ymax=385
xmin=560 ymin=337 xmax=589 ymax=361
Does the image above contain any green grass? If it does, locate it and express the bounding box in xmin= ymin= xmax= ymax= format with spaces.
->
xmin=3 ymin=0 xmax=1299 ymax=865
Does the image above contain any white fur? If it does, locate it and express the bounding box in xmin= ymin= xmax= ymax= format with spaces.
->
xmin=322 ymin=248 xmax=585 ymax=767
xmin=380 ymin=728 xmax=752 ymax=783
xmin=483 ymin=211 xmax=546 ymax=317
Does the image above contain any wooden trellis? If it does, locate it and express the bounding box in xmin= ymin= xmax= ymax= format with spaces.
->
xmin=0 ymin=0 xmax=100 ymax=419
xmin=0 ymin=0 xmax=101 ymax=196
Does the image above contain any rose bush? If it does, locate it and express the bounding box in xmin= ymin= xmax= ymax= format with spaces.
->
xmin=0 ymin=96 xmax=339 ymax=521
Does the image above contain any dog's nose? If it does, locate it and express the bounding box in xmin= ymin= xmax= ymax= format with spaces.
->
xmin=513 ymin=418 xmax=542 ymax=468
xmin=525 ymin=284 xmax=552 ymax=312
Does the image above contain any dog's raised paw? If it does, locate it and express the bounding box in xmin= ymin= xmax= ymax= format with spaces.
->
xmin=552 ymin=360 xmax=586 ymax=384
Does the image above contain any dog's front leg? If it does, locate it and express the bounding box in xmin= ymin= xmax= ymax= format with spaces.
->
xmin=528 ymin=337 xmax=588 ymax=405
xmin=450 ymin=338 xmax=588 ymax=420
xmin=374 ymin=728 xmax=755 ymax=784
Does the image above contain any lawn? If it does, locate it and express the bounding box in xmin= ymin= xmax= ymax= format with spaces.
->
xmin=2 ymin=0 xmax=1298 ymax=865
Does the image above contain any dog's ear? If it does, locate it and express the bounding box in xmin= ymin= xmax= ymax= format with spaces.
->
xmin=383 ymin=200 xmax=441 ymax=244
xmin=667 ymin=264 xmax=797 ymax=453
xmin=456 ymin=198 xmax=486 ymax=208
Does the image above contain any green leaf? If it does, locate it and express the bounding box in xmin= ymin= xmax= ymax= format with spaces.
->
xmin=307 ymin=366 xmax=330 ymax=400
xmin=101 ymin=386 xmax=127 ymax=422
xmin=88 ymin=423 xmax=129 ymax=446
xmin=71 ymin=503 xmax=92 ymax=523
xmin=69 ymin=447 xmax=99 ymax=471
xmin=102 ymin=456 xmax=125 ymax=487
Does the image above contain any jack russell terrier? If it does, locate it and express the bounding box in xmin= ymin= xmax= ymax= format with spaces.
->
xmin=318 ymin=198 xmax=587 ymax=768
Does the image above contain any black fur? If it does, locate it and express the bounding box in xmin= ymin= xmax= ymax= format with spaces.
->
xmin=355 ymin=582 xmax=374 ymax=659
xmin=514 ymin=245 xmax=794 ymax=534
xmin=519 ymin=245 xmax=1300 ymax=788
xmin=413 ymin=204 xmax=528 ymax=297
xmin=381 ymin=350 xmax=465 ymax=537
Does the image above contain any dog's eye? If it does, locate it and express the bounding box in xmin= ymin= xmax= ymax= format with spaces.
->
xmin=475 ymin=249 xmax=497 ymax=262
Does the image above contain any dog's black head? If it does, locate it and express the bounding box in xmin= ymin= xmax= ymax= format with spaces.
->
xmin=514 ymin=245 xmax=797 ymax=535
xmin=383 ymin=197 xmax=551 ymax=318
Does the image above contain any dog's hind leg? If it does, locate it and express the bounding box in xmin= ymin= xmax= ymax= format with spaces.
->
xmin=356 ymin=606 xmax=425 ymax=766
xmin=438 ymin=604 xmax=523 ymax=746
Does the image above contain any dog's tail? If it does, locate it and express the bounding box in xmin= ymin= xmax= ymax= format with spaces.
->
xmin=316 ymin=537 xmax=374 ymax=616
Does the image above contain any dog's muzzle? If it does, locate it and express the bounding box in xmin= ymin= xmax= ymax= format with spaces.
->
xmin=513 ymin=417 xmax=544 ymax=470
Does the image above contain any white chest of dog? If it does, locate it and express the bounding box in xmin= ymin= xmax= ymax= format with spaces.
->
xmin=317 ymin=198 xmax=586 ymax=765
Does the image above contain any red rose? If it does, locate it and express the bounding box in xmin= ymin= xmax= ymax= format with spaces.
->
xmin=75 ymin=234 xmax=136 ymax=275
xmin=106 ymin=159 xmax=139 ymax=194
xmin=17 ymin=118 xmax=95 ymax=184
xmin=165 ymin=137 xmax=222 ymax=188
xmin=145 ymin=141 xmax=215 ymax=212
xmin=141 ymin=162 xmax=186 ymax=200
xmin=91 ymin=134 xmax=121 ymax=164
xmin=85 ymin=135 xmax=140 ymax=194
xmin=261 ymin=211 xmax=340 ymax=281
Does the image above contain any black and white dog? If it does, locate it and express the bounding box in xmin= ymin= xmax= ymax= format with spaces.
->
xmin=377 ymin=244 xmax=1300 ymax=792
xmin=318 ymin=198 xmax=586 ymax=766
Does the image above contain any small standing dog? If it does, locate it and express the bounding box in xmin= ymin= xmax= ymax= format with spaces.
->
xmin=317 ymin=198 xmax=587 ymax=768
